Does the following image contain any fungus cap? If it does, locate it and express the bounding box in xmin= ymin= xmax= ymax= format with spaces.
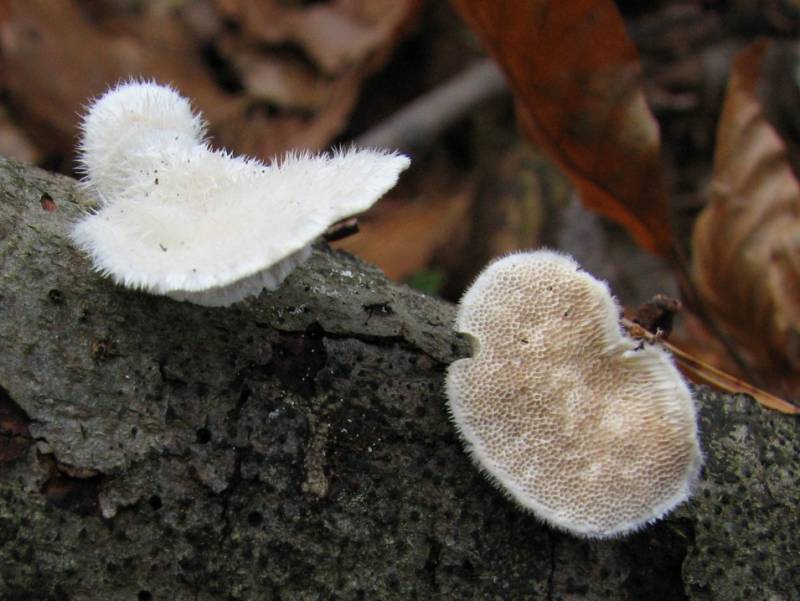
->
xmin=71 ymin=81 xmax=410 ymax=306
xmin=446 ymin=250 xmax=702 ymax=538
xmin=78 ymin=81 xmax=207 ymax=202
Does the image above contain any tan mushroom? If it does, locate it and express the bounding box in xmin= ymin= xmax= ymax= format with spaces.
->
xmin=446 ymin=250 xmax=702 ymax=538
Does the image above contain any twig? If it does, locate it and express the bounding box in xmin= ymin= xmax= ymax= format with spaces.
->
xmin=355 ymin=58 xmax=508 ymax=152
xmin=323 ymin=218 xmax=360 ymax=243
xmin=622 ymin=317 xmax=799 ymax=415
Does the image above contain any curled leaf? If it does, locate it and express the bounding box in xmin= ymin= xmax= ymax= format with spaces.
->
xmin=692 ymin=39 xmax=800 ymax=372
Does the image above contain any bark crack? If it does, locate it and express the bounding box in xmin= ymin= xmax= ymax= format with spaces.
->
xmin=217 ymin=446 xmax=244 ymax=550
xmin=547 ymin=532 xmax=557 ymax=601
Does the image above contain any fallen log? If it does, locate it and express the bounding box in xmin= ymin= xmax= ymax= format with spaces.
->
xmin=0 ymin=156 xmax=797 ymax=600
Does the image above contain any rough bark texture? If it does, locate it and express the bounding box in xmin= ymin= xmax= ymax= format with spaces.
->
xmin=0 ymin=155 xmax=798 ymax=600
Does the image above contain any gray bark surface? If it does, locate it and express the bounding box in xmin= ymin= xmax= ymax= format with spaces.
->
xmin=0 ymin=156 xmax=797 ymax=600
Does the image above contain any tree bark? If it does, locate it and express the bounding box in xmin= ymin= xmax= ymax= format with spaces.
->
xmin=0 ymin=156 xmax=797 ymax=600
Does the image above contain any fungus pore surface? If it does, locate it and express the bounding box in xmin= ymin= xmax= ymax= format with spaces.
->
xmin=71 ymin=81 xmax=410 ymax=306
xmin=446 ymin=251 xmax=702 ymax=538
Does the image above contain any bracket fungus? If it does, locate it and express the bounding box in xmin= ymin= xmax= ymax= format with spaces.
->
xmin=446 ymin=250 xmax=702 ymax=538
xmin=71 ymin=81 xmax=410 ymax=306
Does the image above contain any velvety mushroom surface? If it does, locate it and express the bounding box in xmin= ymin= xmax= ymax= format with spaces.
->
xmin=72 ymin=81 xmax=409 ymax=306
xmin=446 ymin=250 xmax=702 ymax=538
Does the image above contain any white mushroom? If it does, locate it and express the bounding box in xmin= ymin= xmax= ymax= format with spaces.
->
xmin=446 ymin=250 xmax=702 ymax=538
xmin=71 ymin=81 xmax=410 ymax=306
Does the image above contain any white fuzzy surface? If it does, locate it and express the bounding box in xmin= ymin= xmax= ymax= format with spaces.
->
xmin=72 ymin=81 xmax=410 ymax=306
xmin=78 ymin=81 xmax=207 ymax=203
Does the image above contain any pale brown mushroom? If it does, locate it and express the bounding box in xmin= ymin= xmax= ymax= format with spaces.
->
xmin=446 ymin=250 xmax=702 ymax=538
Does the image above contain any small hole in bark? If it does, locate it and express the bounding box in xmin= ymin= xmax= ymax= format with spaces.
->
xmin=247 ymin=511 xmax=263 ymax=526
xmin=149 ymin=495 xmax=162 ymax=510
xmin=40 ymin=193 xmax=57 ymax=211
xmin=137 ymin=591 xmax=152 ymax=601
xmin=48 ymin=289 xmax=64 ymax=304
xmin=196 ymin=427 xmax=211 ymax=444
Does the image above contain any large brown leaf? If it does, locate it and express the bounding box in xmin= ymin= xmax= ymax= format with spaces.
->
xmin=692 ymin=39 xmax=800 ymax=373
xmin=450 ymin=0 xmax=673 ymax=257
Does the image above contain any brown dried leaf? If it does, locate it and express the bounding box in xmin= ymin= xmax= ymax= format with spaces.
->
xmin=692 ymin=39 xmax=800 ymax=372
xmin=451 ymin=0 xmax=674 ymax=257
xmin=220 ymin=71 xmax=363 ymax=159
xmin=230 ymin=50 xmax=331 ymax=111
xmin=0 ymin=0 xmax=234 ymax=159
xmin=0 ymin=0 xmax=419 ymax=165
xmin=334 ymin=187 xmax=472 ymax=281
xmin=215 ymin=0 xmax=420 ymax=74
